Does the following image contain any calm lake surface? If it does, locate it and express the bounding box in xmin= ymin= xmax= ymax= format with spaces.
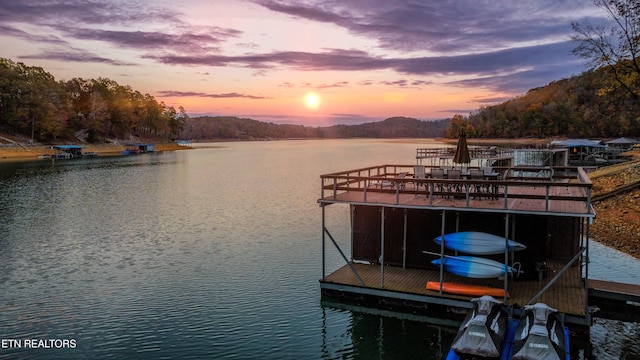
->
xmin=0 ymin=139 xmax=638 ymax=359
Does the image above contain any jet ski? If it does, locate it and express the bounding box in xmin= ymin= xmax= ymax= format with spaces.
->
xmin=448 ymin=295 xmax=510 ymax=359
xmin=511 ymin=303 xmax=569 ymax=360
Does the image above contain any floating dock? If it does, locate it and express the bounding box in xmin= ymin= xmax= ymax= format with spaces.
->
xmin=319 ymin=163 xmax=598 ymax=328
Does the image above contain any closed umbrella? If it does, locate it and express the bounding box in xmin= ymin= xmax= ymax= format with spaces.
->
xmin=453 ymin=128 xmax=471 ymax=167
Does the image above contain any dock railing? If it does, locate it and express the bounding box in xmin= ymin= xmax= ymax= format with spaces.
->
xmin=416 ymin=147 xmax=514 ymax=160
xmin=320 ymin=164 xmax=594 ymax=216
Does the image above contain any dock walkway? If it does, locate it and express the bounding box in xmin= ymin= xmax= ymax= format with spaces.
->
xmin=322 ymin=260 xmax=585 ymax=318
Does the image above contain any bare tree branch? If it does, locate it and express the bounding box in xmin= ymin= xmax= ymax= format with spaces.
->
xmin=571 ymin=0 xmax=640 ymax=98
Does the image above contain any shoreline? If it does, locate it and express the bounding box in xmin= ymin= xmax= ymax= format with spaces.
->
xmin=588 ymin=156 xmax=640 ymax=259
xmin=0 ymin=142 xmax=189 ymax=161
xmin=1 ymin=138 xmax=638 ymax=259
xmin=0 ymin=137 xmax=558 ymax=161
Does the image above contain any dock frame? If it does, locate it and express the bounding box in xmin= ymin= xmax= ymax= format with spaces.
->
xmin=319 ymin=164 xmax=596 ymax=327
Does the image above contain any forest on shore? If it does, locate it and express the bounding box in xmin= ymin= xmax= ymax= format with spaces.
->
xmin=178 ymin=116 xmax=450 ymax=140
xmin=1 ymin=57 xmax=639 ymax=144
xmin=445 ymin=62 xmax=640 ymax=139
xmin=0 ymin=58 xmax=188 ymax=144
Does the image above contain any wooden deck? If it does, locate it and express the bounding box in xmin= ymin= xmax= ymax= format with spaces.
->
xmin=322 ymin=260 xmax=586 ymax=317
xmin=588 ymin=279 xmax=640 ymax=322
xmin=322 ymin=187 xmax=592 ymax=216
xmin=589 ymin=279 xmax=640 ymax=302
xmin=319 ymin=164 xmax=595 ymax=217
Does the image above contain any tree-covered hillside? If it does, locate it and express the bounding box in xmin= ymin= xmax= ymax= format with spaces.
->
xmin=179 ymin=116 xmax=450 ymax=140
xmin=444 ymin=0 xmax=640 ymax=140
xmin=4 ymin=55 xmax=640 ymax=144
xmin=321 ymin=117 xmax=450 ymax=138
xmin=445 ymin=63 xmax=640 ymax=139
xmin=0 ymin=58 xmax=187 ymax=143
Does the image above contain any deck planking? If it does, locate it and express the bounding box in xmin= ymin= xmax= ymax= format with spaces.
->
xmin=589 ymin=279 xmax=640 ymax=300
xmin=323 ymin=260 xmax=586 ymax=317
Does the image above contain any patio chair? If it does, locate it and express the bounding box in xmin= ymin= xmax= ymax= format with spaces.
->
xmin=375 ymin=172 xmax=408 ymax=189
xmin=375 ymin=178 xmax=394 ymax=188
xmin=446 ymin=169 xmax=462 ymax=193
xmin=413 ymin=165 xmax=427 ymax=190
xmin=469 ymin=168 xmax=488 ymax=195
xmin=394 ymin=172 xmax=408 ymax=190
xmin=430 ymin=168 xmax=446 ymax=194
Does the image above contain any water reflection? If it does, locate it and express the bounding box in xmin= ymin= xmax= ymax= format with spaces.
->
xmin=320 ymin=303 xmax=458 ymax=360
xmin=0 ymin=140 xmax=639 ymax=359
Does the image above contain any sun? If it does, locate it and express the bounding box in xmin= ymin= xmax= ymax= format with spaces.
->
xmin=304 ymin=92 xmax=321 ymax=110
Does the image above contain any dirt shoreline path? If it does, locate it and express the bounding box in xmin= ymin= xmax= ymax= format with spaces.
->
xmin=588 ymin=149 xmax=640 ymax=259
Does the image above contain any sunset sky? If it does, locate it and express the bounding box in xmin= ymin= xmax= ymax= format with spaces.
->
xmin=1 ymin=0 xmax=608 ymax=125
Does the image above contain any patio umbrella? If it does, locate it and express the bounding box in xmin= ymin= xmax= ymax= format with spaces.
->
xmin=453 ymin=128 xmax=471 ymax=167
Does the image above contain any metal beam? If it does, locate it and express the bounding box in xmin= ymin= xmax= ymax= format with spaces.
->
xmin=380 ymin=207 xmax=385 ymax=288
xmin=528 ymin=248 xmax=585 ymax=305
xmin=324 ymin=227 xmax=365 ymax=286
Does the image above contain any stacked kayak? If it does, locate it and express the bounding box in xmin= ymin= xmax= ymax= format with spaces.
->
xmin=431 ymin=232 xmax=525 ymax=279
xmin=434 ymin=231 xmax=526 ymax=255
xmin=431 ymin=256 xmax=515 ymax=279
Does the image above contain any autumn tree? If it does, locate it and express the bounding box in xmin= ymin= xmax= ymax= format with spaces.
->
xmin=571 ymin=0 xmax=640 ymax=98
xmin=166 ymin=106 xmax=188 ymax=138
xmin=0 ymin=60 xmax=66 ymax=141
xmin=1 ymin=57 xmax=189 ymax=143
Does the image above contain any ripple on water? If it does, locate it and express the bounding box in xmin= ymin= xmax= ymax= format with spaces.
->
xmin=590 ymin=318 xmax=640 ymax=359
xmin=2 ymin=143 xmax=640 ymax=359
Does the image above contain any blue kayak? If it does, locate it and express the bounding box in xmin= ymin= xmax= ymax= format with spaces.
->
xmin=432 ymin=256 xmax=515 ymax=278
xmin=434 ymin=231 xmax=526 ymax=255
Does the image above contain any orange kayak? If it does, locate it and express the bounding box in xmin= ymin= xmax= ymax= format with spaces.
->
xmin=426 ymin=281 xmax=510 ymax=298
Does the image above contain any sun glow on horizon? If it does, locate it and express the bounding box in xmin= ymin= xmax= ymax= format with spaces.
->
xmin=303 ymin=92 xmax=321 ymax=110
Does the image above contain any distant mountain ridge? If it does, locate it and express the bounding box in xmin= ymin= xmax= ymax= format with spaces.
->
xmin=179 ymin=116 xmax=451 ymax=140
xmin=183 ymin=61 xmax=640 ymax=141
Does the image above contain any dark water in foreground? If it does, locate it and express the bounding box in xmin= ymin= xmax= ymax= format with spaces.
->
xmin=0 ymin=139 xmax=638 ymax=359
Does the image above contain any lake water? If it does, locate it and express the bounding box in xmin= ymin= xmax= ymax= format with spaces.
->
xmin=0 ymin=139 xmax=638 ymax=359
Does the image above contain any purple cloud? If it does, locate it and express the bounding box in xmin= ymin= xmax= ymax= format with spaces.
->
xmin=0 ymin=0 xmax=606 ymax=95
xmin=157 ymin=91 xmax=268 ymax=100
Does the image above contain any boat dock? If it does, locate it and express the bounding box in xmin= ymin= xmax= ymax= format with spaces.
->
xmin=416 ymin=146 xmax=571 ymax=168
xmin=588 ymin=279 xmax=640 ymax=322
xmin=321 ymin=258 xmax=587 ymax=321
xmin=319 ymin=163 xmax=597 ymax=328
xmin=51 ymin=145 xmax=86 ymax=159
xmin=416 ymin=147 xmax=514 ymax=167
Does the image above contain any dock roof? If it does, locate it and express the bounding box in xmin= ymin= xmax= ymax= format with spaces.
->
xmin=53 ymin=145 xmax=84 ymax=149
xmin=605 ymin=137 xmax=637 ymax=145
xmin=551 ymin=139 xmax=606 ymax=148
